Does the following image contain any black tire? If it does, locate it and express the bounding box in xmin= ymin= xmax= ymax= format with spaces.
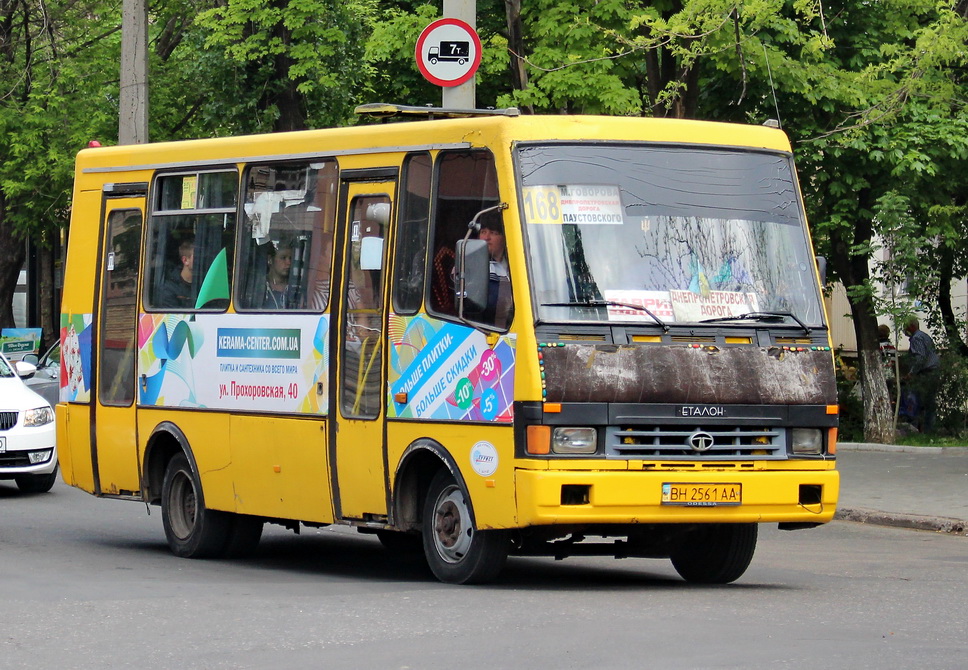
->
xmin=15 ymin=465 xmax=58 ymax=494
xmin=223 ymin=514 xmax=264 ymax=558
xmin=161 ymin=452 xmax=233 ymax=558
xmin=670 ymin=523 xmax=758 ymax=584
xmin=421 ymin=469 xmax=508 ymax=584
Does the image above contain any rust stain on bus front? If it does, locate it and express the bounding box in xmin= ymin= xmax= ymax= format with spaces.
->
xmin=541 ymin=344 xmax=836 ymax=405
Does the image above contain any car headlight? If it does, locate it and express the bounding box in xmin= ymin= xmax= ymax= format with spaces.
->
xmin=23 ymin=406 xmax=54 ymax=427
xmin=552 ymin=427 xmax=597 ymax=454
xmin=791 ymin=428 xmax=823 ymax=455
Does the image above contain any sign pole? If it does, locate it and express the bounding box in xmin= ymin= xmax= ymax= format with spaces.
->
xmin=442 ymin=0 xmax=476 ymax=109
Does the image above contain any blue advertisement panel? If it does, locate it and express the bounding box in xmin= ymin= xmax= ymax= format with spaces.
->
xmin=387 ymin=314 xmax=515 ymax=422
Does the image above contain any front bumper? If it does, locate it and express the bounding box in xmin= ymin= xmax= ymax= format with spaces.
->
xmin=0 ymin=421 xmax=58 ymax=477
xmin=515 ymin=467 xmax=839 ymax=526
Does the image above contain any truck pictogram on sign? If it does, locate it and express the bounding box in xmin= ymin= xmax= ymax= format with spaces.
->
xmin=428 ymin=41 xmax=470 ymax=65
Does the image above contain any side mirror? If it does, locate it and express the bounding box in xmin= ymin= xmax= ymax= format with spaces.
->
xmin=14 ymin=361 xmax=37 ymax=379
xmin=815 ymin=256 xmax=827 ymax=286
xmin=22 ymin=353 xmax=39 ymax=365
xmin=456 ymin=238 xmax=490 ymax=317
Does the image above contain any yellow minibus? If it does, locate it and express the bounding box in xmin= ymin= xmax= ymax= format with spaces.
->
xmin=56 ymin=104 xmax=839 ymax=584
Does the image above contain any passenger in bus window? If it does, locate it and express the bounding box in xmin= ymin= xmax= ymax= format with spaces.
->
xmin=158 ymin=238 xmax=195 ymax=309
xmin=478 ymin=217 xmax=513 ymax=328
xmin=263 ymin=241 xmax=294 ymax=309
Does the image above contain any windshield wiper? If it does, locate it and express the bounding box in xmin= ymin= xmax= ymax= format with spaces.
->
xmin=700 ymin=311 xmax=811 ymax=334
xmin=541 ymin=300 xmax=669 ymax=332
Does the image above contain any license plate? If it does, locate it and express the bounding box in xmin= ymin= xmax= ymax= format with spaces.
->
xmin=661 ymin=483 xmax=741 ymax=506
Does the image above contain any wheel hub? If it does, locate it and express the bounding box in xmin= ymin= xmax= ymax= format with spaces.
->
xmin=432 ymin=487 xmax=472 ymax=563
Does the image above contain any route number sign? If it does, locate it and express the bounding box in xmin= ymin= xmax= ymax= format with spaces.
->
xmin=415 ymin=18 xmax=482 ymax=88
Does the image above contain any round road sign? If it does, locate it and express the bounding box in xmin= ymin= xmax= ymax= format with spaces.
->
xmin=415 ymin=18 xmax=482 ymax=88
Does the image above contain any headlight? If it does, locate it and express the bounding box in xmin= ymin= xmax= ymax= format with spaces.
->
xmin=23 ymin=406 xmax=54 ymax=427
xmin=791 ymin=428 xmax=823 ymax=455
xmin=552 ymin=427 xmax=597 ymax=454
xmin=28 ymin=449 xmax=53 ymax=464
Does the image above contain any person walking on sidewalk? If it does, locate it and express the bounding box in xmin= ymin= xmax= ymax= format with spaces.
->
xmin=903 ymin=317 xmax=941 ymax=433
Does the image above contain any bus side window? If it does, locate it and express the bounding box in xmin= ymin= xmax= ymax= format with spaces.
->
xmin=392 ymin=152 xmax=432 ymax=315
xmin=238 ymin=160 xmax=337 ymax=311
xmin=428 ymin=149 xmax=511 ymax=329
xmin=145 ymin=171 xmax=237 ymax=312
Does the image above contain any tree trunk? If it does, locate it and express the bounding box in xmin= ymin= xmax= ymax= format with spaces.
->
xmin=0 ymin=193 xmax=27 ymax=330
xmin=935 ymin=245 xmax=968 ymax=355
xmin=266 ymin=0 xmax=306 ymax=132
xmin=853 ymin=315 xmax=895 ymax=443
xmin=38 ymin=242 xmax=57 ymax=350
xmin=504 ymin=0 xmax=530 ymax=104
xmin=828 ymin=195 xmax=895 ymax=444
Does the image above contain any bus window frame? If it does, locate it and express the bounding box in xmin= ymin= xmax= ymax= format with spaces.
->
xmin=424 ymin=147 xmax=511 ymax=332
xmin=143 ymin=167 xmax=240 ymax=314
xmin=391 ymin=152 xmax=433 ymax=316
xmin=234 ymin=158 xmax=340 ymax=314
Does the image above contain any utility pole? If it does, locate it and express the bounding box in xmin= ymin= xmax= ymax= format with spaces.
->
xmin=442 ymin=0 xmax=476 ymax=109
xmin=119 ymin=0 xmax=149 ymax=144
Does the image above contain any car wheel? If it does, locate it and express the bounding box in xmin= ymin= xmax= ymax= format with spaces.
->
xmin=161 ymin=452 xmax=232 ymax=558
xmin=15 ymin=465 xmax=58 ymax=494
xmin=670 ymin=523 xmax=757 ymax=584
xmin=421 ymin=469 xmax=508 ymax=584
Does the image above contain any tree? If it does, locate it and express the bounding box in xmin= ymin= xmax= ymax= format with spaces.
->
xmin=0 ymin=0 xmax=119 ymax=332
xmin=195 ymin=0 xmax=375 ymax=132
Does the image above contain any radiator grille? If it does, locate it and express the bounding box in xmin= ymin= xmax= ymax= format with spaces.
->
xmin=0 ymin=411 xmax=18 ymax=431
xmin=606 ymin=425 xmax=785 ymax=459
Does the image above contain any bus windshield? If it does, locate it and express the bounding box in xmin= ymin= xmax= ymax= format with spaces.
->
xmin=517 ymin=143 xmax=825 ymax=328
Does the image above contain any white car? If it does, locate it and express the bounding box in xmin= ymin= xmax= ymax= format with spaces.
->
xmin=0 ymin=353 xmax=58 ymax=493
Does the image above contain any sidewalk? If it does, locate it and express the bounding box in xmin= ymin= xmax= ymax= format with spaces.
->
xmin=834 ymin=443 xmax=968 ymax=535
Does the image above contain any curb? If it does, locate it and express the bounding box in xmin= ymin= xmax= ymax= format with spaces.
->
xmin=838 ymin=442 xmax=946 ymax=454
xmin=835 ymin=507 xmax=968 ymax=535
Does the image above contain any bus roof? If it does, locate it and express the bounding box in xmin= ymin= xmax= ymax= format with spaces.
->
xmin=75 ymin=113 xmax=793 ymax=176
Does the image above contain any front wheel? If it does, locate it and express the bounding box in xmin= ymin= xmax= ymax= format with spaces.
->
xmin=161 ymin=453 xmax=233 ymax=558
xmin=670 ymin=523 xmax=757 ymax=584
xmin=15 ymin=465 xmax=58 ymax=494
xmin=422 ymin=469 xmax=508 ymax=584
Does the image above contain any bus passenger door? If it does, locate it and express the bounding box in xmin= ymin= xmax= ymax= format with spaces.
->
xmin=332 ymin=176 xmax=395 ymax=520
xmin=93 ymin=190 xmax=145 ymax=496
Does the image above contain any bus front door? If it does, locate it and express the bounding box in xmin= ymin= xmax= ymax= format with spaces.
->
xmin=332 ymin=177 xmax=395 ymax=521
xmin=93 ymin=192 xmax=145 ymax=496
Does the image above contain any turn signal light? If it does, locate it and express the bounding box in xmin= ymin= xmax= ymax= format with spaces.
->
xmin=527 ymin=425 xmax=551 ymax=455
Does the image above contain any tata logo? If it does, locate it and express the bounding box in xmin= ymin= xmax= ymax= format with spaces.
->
xmin=688 ymin=431 xmax=715 ymax=452
xmin=678 ymin=405 xmax=726 ymax=417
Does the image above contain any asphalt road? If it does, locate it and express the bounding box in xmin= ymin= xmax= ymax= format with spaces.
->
xmin=2 ymin=479 xmax=966 ymax=669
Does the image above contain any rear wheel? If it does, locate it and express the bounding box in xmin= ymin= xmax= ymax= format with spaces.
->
xmin=161 ymin=453 xmax=232 ymax=558
xmin=15 ymin=465 xmax=58 ymax=494
xmin=670 ymin=523 xmax=757 ymax=584
xmin=422 ymin=469 xmax=508 ymax=584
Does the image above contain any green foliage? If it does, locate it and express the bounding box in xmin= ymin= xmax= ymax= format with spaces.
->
xmin=194 ymin=0 xmax=375 ymax=130
xmin=935 ymin=353 xmax=968 ymax=438
xmin=834 ymin=351 xmax=864 ymax=441
xmin=364 ymin=4 xmax=441 ymax=106
xmin=0 ymin=0 xmax=121 ymax=239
